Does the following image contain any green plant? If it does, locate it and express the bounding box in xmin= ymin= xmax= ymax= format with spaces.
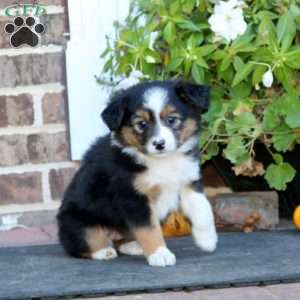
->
xmin=100 ymin=0 xmax=300 ymax=191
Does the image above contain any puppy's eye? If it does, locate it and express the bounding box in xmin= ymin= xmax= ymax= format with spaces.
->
xmin=166 ymin=116 xmax=181 ymax=128
xmin=134 ymin=120 xmax=147 ymax=133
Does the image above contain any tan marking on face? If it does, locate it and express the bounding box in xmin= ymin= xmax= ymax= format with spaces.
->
xmin=134 ymin=172 xmax=162 ymax=201
xmin=120 ymin=126 xmax=143 ymax=150
xmin=133 ymin=219 xmax=165 ymax=257
xmin=178 ymin=118 xmax=197 ymax=143
xmin=160 ymin=104 xmax=176 ymax=119
xmin=135 ymin=109 xmax=151 ymax=122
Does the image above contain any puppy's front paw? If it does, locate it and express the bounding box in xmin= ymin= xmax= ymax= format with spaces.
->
xmin=91 ymin=247 xmax=118 ymax=260
xmin=193 ymin=227 xmax=218 ymax=252
xmin=147 ymin=246 xmax=176 ymax=267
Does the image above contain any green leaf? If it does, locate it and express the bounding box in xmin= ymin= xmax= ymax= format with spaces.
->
xmin=230 ymin=82 xmax=252 ymax=99
xmin=252 ymin=48 xmax=274 ymax=62
xmin=273 ymin=154 xmax=283 ymax=164
xmin=183 ymin=58 xmax=193 ymax=77
xmin=211 ymin=50 xmax=226 ymax=61
xmin=226 ymin=112 xmax=257 ymax=135
xmin=196 ymin=45 xmax=216 ymax=57
xmin=187 ymin=33 xmax=202 ymax=50
xmin=272 ymin=133 xmax=297 ymax=152
xmin=233 ymin=56 xmax=244 ymax=72
xmin=192 ymin=63 xmax=204 ymax=84
xmin=232 ymin=63 xmax=254 ymax=86
xmin=223 ymin=136 xmax=250 ymax=164
xmin=257 ymin=10 xmax=278 ymax=20
xmin=274 ymin=66 xmax=295 ymax=94
xmin=165 ymin=57 xmax=183 ymax=71
xmin=231 ymin=27 xmax=254 ymax=50
xmin=202 ymin=97 xmax=226 ymax=124
xmin=182 ymin=0 xmax=195 ymax=14
xmin=262 ymin=105 xmax=281 ymax=130
xmin=265 ymin=162 xmax=296 ymax=190
xmin=221 ymin=66 xmax=234 ymax=83
xmin=252 ymin=65 xmax=267 ymax=85
xmin=220 ymin=55 xmax=232 ymax=72
xmin=257 ymin=16 xmax=278 ymax=51
xmin=195 ymin=56 xmax=209 ymax=69
xmin=291 ymin=3 xmax=300 ymax=19
xmin=144 ymin=50 xmax=161 ymax=64
xmin=199 ymin=129 xmax=211 ymax=149
xmin=285 ymin=49 xmax=300 ymax=69
xmin=284 ymin=95 xmax=300 ymax=128
xmin=277 ymin=12 xmax=296 ymax=52
xmin=177 ymin=21 xmax=208 ymax=32
xmin=163 ymin=22 xmax=176 ymax=45
xmin=170 ymin=0 xmax=180 ymax=15
xmin=201 ymin=142 xmax=219 ymax=163
xmin=145 ymin=55 xmax=157 ymax=63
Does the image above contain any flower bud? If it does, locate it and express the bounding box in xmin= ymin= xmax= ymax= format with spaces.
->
xmin=262 ymin=69 xmax=273 ymax=88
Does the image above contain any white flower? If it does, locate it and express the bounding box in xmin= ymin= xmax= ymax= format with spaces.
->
xmin=208 ymin=0 xmax=247 ymax=42
xmin=137 ymin=14 xmax=147 ymax=27
xmin=262 ymin=68 xmax=273 ymax=88
xmin=149 ymin=31 xmax=159 ymax=50
xmin=114 ymin=68 xmax=149 ymax=92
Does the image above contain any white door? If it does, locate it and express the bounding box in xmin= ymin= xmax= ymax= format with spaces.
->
xmin=66 ymin=0 xmax=129 ymax=160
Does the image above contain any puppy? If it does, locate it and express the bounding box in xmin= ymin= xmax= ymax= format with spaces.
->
xmin=57 ymin=81 xmax=218 ymax=267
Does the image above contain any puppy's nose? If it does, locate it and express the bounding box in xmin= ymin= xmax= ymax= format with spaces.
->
xmin=153 ymin=139 xmax=165 ymax=151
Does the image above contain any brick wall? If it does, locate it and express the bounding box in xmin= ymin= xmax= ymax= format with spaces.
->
xmin=0 ymin=1 xmax=78 ymax=227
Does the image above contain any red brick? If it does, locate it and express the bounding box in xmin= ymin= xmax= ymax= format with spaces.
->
xmin=0 ymin=97 xmax=8 ymax=127
xmin=0 ymin=13 xmax=66 ymax=48
xmin=0 ymin=132 xmax=70 ymax=166
xmin=42 ymin=92 xmax=65 ymax=123
xmin=0 ymin=135 xmax=29 ymax=166
xmin=0 ymin=1 xmax=18 ymax=9
xmin=0 ymin=52 xmax=64 ymax=88
xmin=49 ymin=167 xmax=77 ymax=199
xmin=27 ymin=132 xmax=70 ymax=163
xmin=0 ymin=17 xmax=12 ymax=48
xmin=40 ymin=13 xmax=66 ymax=45
xmin=4 ymin=94 xmax=33 ymax=126
xmin=38 ymin=0 xmax=63 ymax=5
xmin=0 ymin=0 xmax=63 ymax=9
xmin=0 ymin=172 xmax=42 ymax=205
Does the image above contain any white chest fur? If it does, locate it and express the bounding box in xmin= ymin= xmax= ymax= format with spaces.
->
xmin=135 ymin=152 xmax=200 ymax=220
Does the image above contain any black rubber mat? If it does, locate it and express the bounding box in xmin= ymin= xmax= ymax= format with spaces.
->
xmin=0 ymin=230 xmax=300 ymax=300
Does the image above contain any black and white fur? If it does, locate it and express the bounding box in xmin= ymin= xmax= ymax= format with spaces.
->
xmin=57 ymin=81 xmax=218 ymax=267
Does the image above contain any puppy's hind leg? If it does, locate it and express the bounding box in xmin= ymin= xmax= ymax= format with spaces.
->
xmin=85 ymin=227 xmax=118 ymax=260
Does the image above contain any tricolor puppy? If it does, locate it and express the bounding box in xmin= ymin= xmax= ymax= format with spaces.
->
xmin=57 ymin=81 xmax=218 ymax=267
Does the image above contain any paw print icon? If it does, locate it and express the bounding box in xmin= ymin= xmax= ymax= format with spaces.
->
xmin=4 ymin=16 xmax=45 ymax=48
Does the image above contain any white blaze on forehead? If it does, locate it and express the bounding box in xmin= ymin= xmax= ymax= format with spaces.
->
xmin=143 ymin=87 xmax=177 ymax=154
xmin=144 ymin=87 xmax=168 ymax=116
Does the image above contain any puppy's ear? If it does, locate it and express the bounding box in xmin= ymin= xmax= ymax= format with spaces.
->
xmin=175 ymin=81 xmax=210 ymax=112
xmin=101 ymin=94 xmax=127 ymax=131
